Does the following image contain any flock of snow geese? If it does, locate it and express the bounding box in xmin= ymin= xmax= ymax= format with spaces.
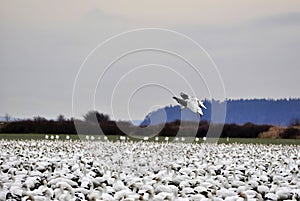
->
xmin=0 ymin=138 xmax=299 ymax=201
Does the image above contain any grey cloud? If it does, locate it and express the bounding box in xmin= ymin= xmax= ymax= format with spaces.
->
xmin=0 ymin=3 xmax=299 ymax=120
xmin=250 ymin=12 xmax=300 ymax=27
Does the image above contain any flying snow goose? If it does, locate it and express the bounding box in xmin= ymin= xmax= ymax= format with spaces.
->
xmin=173 ymin=92 xmax=207 ymax=116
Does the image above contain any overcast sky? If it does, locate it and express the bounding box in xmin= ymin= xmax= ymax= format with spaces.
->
xmin=1 ymin=1 xmax=300 ymax=120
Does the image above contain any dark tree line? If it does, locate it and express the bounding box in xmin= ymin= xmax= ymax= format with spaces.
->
xmin=83 ymin=111 xmax=110 ymax=123
xmin=0 ymin=111 xmax=299 ymax=138
xmin=156 ymin=121 xmax=272 ymax=138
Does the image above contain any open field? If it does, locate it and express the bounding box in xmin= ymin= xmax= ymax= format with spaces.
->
xmin=0 ymin=139 xmax=299 ymax=200
xmin=0 ymin=133 xmax=300 ymax=145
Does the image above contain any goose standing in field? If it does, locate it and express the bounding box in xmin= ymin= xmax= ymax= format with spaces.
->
xmin=173 ymin=92 xmax=207 ymax=116
xmin=1 ymin=140 xmax=300 ymax=200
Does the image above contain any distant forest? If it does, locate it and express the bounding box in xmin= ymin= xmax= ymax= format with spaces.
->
xmin=141 ymin=98 xmax=300 ymax=126
xmin=0 ymin=115 xmax=275 ymax=138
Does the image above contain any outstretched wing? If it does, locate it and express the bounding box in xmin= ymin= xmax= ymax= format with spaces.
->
xmin=173 ymin=97 xmax=187 ymax=107
xmin=198 ymin=108 xmax=204 ymax=116
xmin=197 ymin=100 xmax=207 ymax=109
xmin=180 ymin=92 xmax=190 ymax=100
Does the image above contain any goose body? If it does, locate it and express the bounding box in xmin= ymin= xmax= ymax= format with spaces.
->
xmin=173 ymin=92 xmax=207 ymax=116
